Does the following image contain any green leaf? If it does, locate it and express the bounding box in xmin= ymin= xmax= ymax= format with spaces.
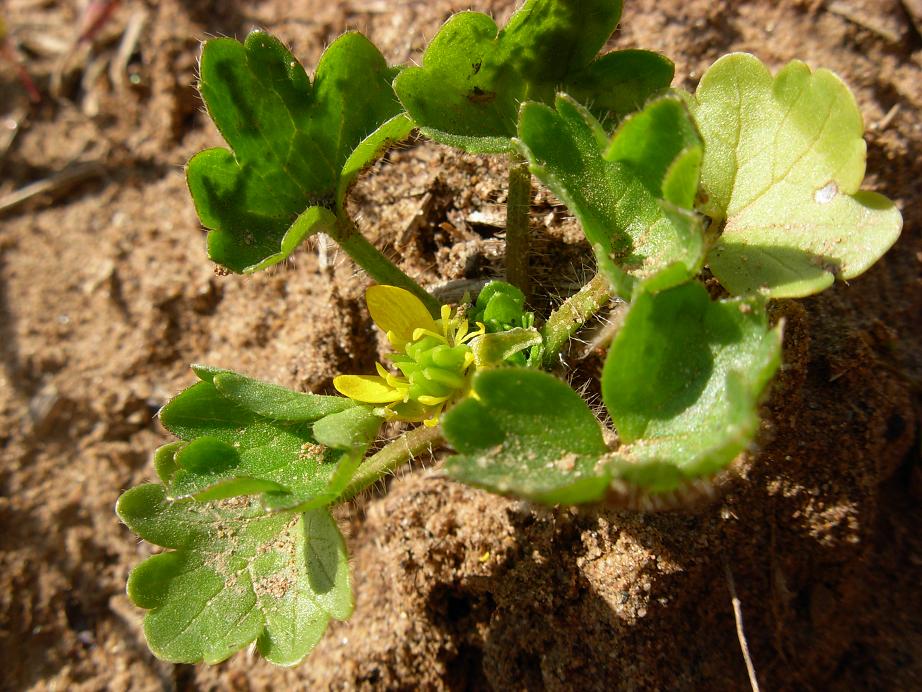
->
xmin=517 ymin=94 xmax=705 ymax=298
xmin=117 ymin=485 xmax=351 ymax=665
xmin=159 ymin=370 xmax=375 ymax=509
xmin=393 ymin=0 xmax=673 ymax=153
xmin=160 ymin=380 xmax=259 ymax=440
xmin=690 ymin=53 xmax=902 ymax=297
xmin=186 ymin=30 xmax=411 ymax=272
xmin=442 ymin=369 xmax=611 ymax=504
xmin=602 ymin=282 xmax=781 ymax=490
xmin=192 ymin=366 xmax=355 ymax=421
xmin=604 ymin=95 xmax=703 ymax=209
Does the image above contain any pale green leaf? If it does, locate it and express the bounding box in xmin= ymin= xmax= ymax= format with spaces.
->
xmin=690 ymin=53 xmax=902 ymax=297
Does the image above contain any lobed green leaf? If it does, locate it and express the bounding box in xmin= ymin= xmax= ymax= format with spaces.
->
xmin=393 ymin=0 xmax=673 ymax=153
xmin=444 ymin=280 xmax=781 ymax=502
xmin=117 ymin=485 xmax=351 ymax=665
xmin=602 ymin=281 xmax=781 ymax=489
xmin=517 ymin=94 xmax=705 ymax=298
xmin=187 ymin=31 xmax=412 ymax=272
xmin=158 ymin=368 xmax=380 ymax=510
xmin=689 ymin=53 xmax=902 ymax=297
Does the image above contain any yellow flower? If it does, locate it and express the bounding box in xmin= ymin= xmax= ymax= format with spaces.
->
xmin=333 ymin=286 xmax=484 ymax=426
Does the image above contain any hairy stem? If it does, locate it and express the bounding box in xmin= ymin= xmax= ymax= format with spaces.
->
xmin=537 ymin=272 xmax=613 ymax=368
xmin=505 ymin=154 xmax=532 ymax=299
xmin=340 ymin=424 xmax=445 ymax=501
xmin=331 ymin=214 xmax=440 ymax=315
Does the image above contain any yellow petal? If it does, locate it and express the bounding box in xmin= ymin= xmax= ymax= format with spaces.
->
xmin=333 ymin=375 xmax=403 ymax=404
xmin=366 ymin=285 xmax=438 ymax=350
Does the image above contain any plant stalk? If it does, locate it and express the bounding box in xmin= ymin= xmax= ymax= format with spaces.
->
xmin=340 ymin=424 xmax=445 ymax=501
xmin=331 ymin=214 xmax=441 ymax=315
xmin=505 ymin=153 xmax=532 ymax=299
xmin=537 ymin=272 xmax=613 ymax=368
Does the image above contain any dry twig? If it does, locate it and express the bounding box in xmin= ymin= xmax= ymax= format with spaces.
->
xmin=0 ymin=161 xmax=104 ymax=216
xmin=723 ymin=558 xmax=761 ymax=692
xmin=828 ymin=1 xmax=902 ymax=43
xmin=109 ymin=8 xmax=147 ymax=92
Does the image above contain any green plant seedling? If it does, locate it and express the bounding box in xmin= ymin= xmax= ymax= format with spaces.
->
xmin=118 ymin=0 xmax=904 ymax=669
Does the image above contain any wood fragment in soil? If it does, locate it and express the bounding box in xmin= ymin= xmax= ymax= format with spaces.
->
xmin=828 ymin=1 xmax=903 ymax=43
xmin=724 ymin=558 xmax=761 ymax=692
xmin=0 ymin=161 xmax=104 ymax=216
xmin=872 ymin=104 xmax=900 ymax=131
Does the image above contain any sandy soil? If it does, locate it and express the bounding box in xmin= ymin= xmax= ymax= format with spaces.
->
xmin=0 ymin=0 xmax=920 ymax=689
